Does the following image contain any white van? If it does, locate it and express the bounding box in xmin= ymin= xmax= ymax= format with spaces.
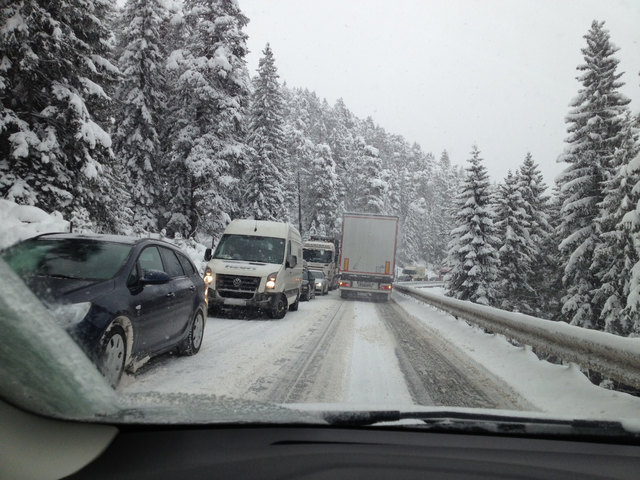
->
xmin=203 ymin=220 xmax=303 ymax=319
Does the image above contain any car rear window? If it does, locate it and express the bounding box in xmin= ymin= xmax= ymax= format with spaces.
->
xmin=177 ymin=252 xmax=196 ymax=276
xmin=2 ymin=238 xmax=132 ymax=281
xmin=160 ymin=247 xmax=185 ymax=278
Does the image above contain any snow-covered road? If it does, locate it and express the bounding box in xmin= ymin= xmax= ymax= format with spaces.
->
xmin=120 ymin=292 xmax=528 ymax=410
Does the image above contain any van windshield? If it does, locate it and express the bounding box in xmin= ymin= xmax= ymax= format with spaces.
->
xmin=213 ymin=234 xmax=285 ymax=264
xmin=303 ymin=249 xmax=333 ymax=263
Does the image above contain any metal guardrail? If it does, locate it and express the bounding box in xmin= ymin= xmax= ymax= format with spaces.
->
xmin=394 ymin=284 xmax=640 ymax=390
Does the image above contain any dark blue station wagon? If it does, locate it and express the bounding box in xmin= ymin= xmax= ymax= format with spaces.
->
xmin=2 ymin=233 xmax=207 ymax=387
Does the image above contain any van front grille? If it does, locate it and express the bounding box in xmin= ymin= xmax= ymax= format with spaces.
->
xmin=216 ymin=274 xmax=260 ymax=299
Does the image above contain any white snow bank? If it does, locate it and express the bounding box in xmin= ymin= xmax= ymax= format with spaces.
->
xmin=0 ymin=199 xmax=69 ymax=249
xmin=0 ymin=199 xmax=209 ymax=272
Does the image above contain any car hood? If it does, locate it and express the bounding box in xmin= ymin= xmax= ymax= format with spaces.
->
xmin=23 ymin=275 xmax=113 ymax=304
xmin=209 ymin=258 xmax=283 ymax=277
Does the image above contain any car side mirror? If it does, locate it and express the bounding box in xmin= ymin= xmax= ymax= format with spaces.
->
xmin=204 ymin=248 xmax=212 ymax=261
xmin=140 ymin=270 xmax=171 ymax=285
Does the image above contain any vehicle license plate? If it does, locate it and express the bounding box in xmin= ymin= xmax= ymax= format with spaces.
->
xmin=224 ymin=298 xmax=246 ymax=306
xmin=356 ymin=281 xmax=374 ymax=288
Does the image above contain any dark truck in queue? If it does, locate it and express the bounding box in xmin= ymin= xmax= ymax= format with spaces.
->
xmin=338 ymin=213 xmax=398 ymax=301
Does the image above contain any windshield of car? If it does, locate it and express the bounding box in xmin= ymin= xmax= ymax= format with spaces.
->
xmin=303 ymin=249 xmax=333 ymax=263
xmin=213 ymin=234 xmax=285 ymax=264
xmin=2 ymin=239 xmax=132 ymax=281
xmin=310 ymin=270 xmax=325 ymax=280
xmin=2 ymin=0 xmax=640 ymax=439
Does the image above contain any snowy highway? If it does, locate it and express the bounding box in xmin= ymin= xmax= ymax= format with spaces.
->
xmin=120 ymin=291 xmax=530 ymax=410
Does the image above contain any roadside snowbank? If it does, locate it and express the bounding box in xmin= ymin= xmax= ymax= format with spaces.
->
xmin=0 ymin=199 xmax=69 ymax=249
xmin=0 ymin=199 xmax=208 ymax=271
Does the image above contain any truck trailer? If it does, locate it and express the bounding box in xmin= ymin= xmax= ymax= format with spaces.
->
xmin=338 ymin=213 xmax=398 ymax=301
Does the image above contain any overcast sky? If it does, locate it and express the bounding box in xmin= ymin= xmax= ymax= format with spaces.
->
xmin=240 ymin=0 xmax=640 ymax=185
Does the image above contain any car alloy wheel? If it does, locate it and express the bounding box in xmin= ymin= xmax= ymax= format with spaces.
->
xmin=181 ymin=311 xmax=204 ymax=356
xmin=99 ymin=326 xmax=126 ymax=388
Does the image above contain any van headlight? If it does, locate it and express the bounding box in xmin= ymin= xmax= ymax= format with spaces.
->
xmin=204 ymin=267 xmax=214 ymax=286
xmin=266 ymin=272 xmax=278 ymax=290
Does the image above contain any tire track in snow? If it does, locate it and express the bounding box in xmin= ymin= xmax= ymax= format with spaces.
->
xmin=256 ymin=298 xmax=346 ymax=403
xmin=378 ymin=299 xmax=525 ymax=409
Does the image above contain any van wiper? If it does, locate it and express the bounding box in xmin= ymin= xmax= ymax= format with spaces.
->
xmin=321 ymin=410 xmax=639 ymax=440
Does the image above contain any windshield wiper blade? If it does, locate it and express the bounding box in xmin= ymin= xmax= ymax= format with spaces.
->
xmin=322 ymin=410 xmax=639 ymax=440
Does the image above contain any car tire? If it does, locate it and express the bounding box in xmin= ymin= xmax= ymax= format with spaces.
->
xmin=180 ymin=310 xmax=205 ymax=356
xmin=269 ymin=294 xmax=287 ymax=319
xmin=98 ymin=325 xmax=126 ymax=389
xmin=289 ymin=292 xmax=300 ymax=311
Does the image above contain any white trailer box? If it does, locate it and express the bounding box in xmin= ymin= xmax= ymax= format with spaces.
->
xmin=338 ymin=213 xmax=398 ymax=301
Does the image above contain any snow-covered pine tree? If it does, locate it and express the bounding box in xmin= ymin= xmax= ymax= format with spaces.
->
xmin=429 ymin=150 xmax=459 ymax=266
xmin=305 ymin=144 xmax=339 ymax=237
xmin=0 ymin=0 xmax=121 ymax=231
xmin=349 ymin=140 xmax=386 ymax=214
xmin=164 ymin=0 xmax=251 ymax=239
xmin=556 ymin=20 xmax=631 ymax=329
xmin=401 ymin=197 xmax=428 ymax=265
xmin=517 ymin=153 xmax=556 ymax=315
xmin=445 ymin=145 xmax=500 ymax=305
xmin=244 ymin=43 xmax=288 ymax=221
xmin=494 ymin=170 xmax=536 ymax=313
xmin=113 ymin=0 xmax=172 ymax=232
xmin=592 ymin=113 xmax=640 ymax=335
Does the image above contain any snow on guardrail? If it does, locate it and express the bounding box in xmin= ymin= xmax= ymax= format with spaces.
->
xmin=394 ymin=284 xmax=640 ymax=390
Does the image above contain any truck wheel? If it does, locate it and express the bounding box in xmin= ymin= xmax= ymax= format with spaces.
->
xmin=289 ymin=292 xmax=300 ymax=311
xmin=269 ymin=294 xmax=287 ymax=319
xmin=340 ymin=290 xmax=349 ymax=299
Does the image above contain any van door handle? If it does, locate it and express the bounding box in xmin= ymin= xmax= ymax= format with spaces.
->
xmin=166 ymin=292 xmax=176 ymax=298
xmin=189 ymin=285 xmax=196 ymax=291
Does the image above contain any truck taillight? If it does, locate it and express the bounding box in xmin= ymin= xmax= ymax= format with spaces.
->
xmin=339 ymin=280 xmax=351 ymax=288
xmin=380 ymin=284 xmax=392 ymax=291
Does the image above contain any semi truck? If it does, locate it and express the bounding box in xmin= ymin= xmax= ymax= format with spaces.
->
xmin=303 ymin=238 xmax=339 ymax=290
xmin=338 ymin=213 xmax=398 ymax=301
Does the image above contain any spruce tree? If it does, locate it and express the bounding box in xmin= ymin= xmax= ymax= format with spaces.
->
xmin=445 ymin=145 xmax=500 ymax=305
xmin=244 ymin=44 xmax=287 ymax=221
xmin=556 ymin=20 xmax=630 ymax=329
xmin=113 ymin=0 xmax=171 ymax=232
xmin=494 ymin=170 xmax=536 ymax=313
xmin=430 ymin=150 xmax=459 ymax=266
xmin=593 ymin=114 xmax=640 ymax=335
xmin=0 ymin=0 xmax=121 ymax=231
xmin=518 ymin=153 xmax=555 ymax=315
xmin=164 ymin=0 xmax=251 ymax=238
xmin=306 ymin=144 xmax=339 ymax=237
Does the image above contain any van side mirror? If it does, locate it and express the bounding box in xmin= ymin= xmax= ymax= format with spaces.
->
xmin=204 ymin=248 xmax=212 ymax=261
xmin=287 ymin=255 xmax=297 ymax=269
